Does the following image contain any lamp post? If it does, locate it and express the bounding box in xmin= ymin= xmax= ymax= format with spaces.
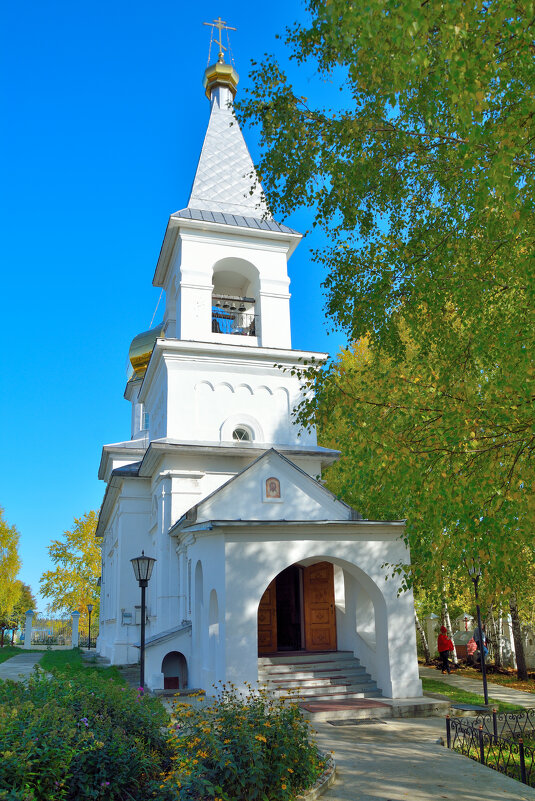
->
xmin=87 ymin=603 xmax=93 ymax=649
xmin=130 ymin=551 xmax=156 ymax=691
xmin=465 ymin=558 xmax=489 ymax=705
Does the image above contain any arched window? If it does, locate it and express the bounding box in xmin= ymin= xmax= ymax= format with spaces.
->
xmin=232 ymin=427 xmax=251 ymax=442
xmin=211 ymin=258 xmax=259 ymax=338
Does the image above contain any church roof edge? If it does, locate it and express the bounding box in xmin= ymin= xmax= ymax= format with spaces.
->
xmin=138 ymin=440 xmax=340 ymax=478
xmin=153 ymin=211 xmax=301 ymax=289
xmin=172 ymin=207 xmax=300 ymax=235
xmin=168 ymin=448 xmax=356 ymax=536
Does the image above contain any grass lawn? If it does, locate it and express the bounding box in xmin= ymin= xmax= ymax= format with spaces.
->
xmin=40 ymin=647 xmax=126 ymax=683
xmin=0 ymin=646 xmax=23 ymax=664
xmin=421 ymin=676 xmax=524 ymax=712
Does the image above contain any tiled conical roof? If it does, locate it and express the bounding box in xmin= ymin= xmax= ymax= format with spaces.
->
xmin=186 ymin=62 xmax=270 ymax=219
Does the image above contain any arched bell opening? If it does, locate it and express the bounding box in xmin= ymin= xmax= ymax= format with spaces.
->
xmin=257 ymin=561 xmax=337 ymax=656
xmin=161 ymin=651 xmax=188 ymax=690
xmin=211 ymin=258 xmax=259 ymax=337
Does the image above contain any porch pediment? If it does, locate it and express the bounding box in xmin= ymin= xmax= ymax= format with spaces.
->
xmin=169 ymin=449 xmax=358 ymax=534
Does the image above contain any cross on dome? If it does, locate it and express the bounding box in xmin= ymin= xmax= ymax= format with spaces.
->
xmin=203 ymin=17 xmax=236 ymax=64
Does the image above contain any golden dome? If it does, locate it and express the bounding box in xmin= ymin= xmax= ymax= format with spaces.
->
xmin=127 ymin=322 xmax=164 ymax=381
xmin=203 ymin=59 xmax=239 ymax=100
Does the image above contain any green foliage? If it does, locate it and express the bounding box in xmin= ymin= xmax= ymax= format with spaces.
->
xmin=10 ymin=582 xmax=37 ymax=631
xmin=298 ymin=334 xmax=535 ymax=603
xmin=238 ymin=0 xmax=534 ymax=360
xmin=162 ymin=684 xmax=327 ymax=801
xmin=40 ymin=511 xmax=100 ymax=624
xmin=0 ymin=508 xmax=22 ymax=622
xmin=237 ymin=1 xmax=535 ymax=599
xmin=0 ymin=660 xmax=173 ymax=801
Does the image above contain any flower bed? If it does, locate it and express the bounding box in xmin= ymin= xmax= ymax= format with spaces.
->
xmin=0 ymin=666 xmax=174 ymax=800
xmin=161 ymin=684 xmax=327 ymax=801
xmin=0 ymin=666 xmax=326 ymax=801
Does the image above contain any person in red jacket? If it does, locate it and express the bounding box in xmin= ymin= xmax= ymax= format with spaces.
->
xmin=437 ymin=626 xmax=454 ymax=674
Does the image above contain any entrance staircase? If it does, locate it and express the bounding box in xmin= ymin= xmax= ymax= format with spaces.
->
xmin=258 ymin=651 xmax=382 ymax=703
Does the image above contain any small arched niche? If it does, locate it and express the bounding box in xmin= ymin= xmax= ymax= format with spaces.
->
xmin=208 ymin=589 xmax=219 ymax=677
xmin=161 ymin=651 xmax=188 ymax=690
xmin=211 ymin=258 xmax=259 ymax=338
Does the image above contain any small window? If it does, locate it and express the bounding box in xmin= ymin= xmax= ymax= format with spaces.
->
xmin=232 ymin=427 xmax=251 ymax=442
xmin=143 ymin=412 xmax=150 ymax=430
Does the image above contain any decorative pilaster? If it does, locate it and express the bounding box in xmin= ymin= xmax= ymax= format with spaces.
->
xmin=24 ymin=610 xmax=34 ymax=649
xmin=71 ymin=610 xmax=80 ymax=648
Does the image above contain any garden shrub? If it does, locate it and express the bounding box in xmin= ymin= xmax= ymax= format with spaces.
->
xmin=0 ymin=667 xmax=175 ymax=801
xmin=161 ymin=684 xmax=327 ymax=801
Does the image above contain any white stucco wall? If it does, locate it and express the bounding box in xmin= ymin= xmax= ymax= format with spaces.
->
xmin=166 ymin=227 xmax=293 ymax=350
xmin=217 ymin=528 xmax=421 ymax=699
xmin=138 ymin=340 xmax=321 ymax=449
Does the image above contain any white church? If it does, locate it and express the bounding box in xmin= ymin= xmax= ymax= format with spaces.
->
xmin=96 ymin=50 xmax=422 ymax=701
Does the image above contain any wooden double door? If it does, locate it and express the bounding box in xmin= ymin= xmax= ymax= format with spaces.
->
xmin=257 ymin=562 xmax=337 ymax=655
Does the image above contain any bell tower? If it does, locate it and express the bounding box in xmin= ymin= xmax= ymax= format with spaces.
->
xmin=124 ymin=30 xmax=324 ymax=451
xmin=152 ymin=49 xmax=300 ymax=352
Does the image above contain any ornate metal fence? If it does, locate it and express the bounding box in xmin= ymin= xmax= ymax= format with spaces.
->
xmin=78 ymin=634 xmax=98 ymax=649
xmin=446 ymin=709 xmax=535 ymax=786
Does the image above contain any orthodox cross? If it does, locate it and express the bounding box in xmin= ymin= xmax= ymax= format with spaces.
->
xmin=203 ymin=17 xmax=236 ymax=63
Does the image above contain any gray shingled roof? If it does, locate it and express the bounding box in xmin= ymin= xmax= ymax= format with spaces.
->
xmin=188 ymin=91 xmax=269 ymax=218
xmin=171 ymin=207 xmax=299 ymax=235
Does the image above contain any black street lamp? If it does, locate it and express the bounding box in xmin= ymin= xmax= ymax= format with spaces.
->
xmin=130 ymin=551 xmax=156 ymax=691
xmin=465 ymin=558 xmax=489 ymax=705
xmin=87 ymin=603 xmax=93 ymax=649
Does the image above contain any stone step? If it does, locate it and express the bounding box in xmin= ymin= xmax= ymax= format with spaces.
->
xmin=258 ymin=666 xmax=368 ymax=681
xmin=259 ymin=651 xmax=354 ymax=666
xmin=299 ymin=697 xmax=450 ymax=723
xmin=258 ymin=651 xmax=382 ymax=702
xmin=259 ymin=659 xmax=363 ymax=675
xmin=81 ymin=653 xmax=111 ymax=667
xmin=263 ymin=675 xmax=372 ymax=689
xmin=274 ymin=688 xmax=383 ymax=702
xmin=269 ymin=681 xmax=379 ymax=699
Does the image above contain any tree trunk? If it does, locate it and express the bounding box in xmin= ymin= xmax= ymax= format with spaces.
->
xmin=415 ymin=612 xmax=431 ymax=663
xmin=487 ymin=606 xmax=500 ymax=668
xmin=509 ymin=596 xmax=528 ymax=681
xmin=442 ymin=597 xmax=458 ymax=664
xmin=494 ymin=610 xmax=503 ymax=669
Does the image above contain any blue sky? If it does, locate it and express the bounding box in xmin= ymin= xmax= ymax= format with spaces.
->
xmin=0 ymin=0 xmax=347 ymax=609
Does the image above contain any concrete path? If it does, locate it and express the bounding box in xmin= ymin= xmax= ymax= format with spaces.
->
xmin=419 ymin=664 xmax=535 ymax=708
xmin=0 ymin=651 xmax=43 ymax=682
xmin=314 ymin=715 xmax=535 ymax=800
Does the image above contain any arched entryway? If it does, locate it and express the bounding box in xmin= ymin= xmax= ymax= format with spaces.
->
xmin=258 ymin=561 xmax=337 ymax=655
xmin=161 ymin=651 xmax=188 ymax=690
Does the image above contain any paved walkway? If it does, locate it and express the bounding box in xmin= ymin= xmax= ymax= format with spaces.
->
xmin=313 ymin=675 xmax=535 ymax=800
xmin=0 ymin=651 xmax=43 ymax=681
xmin=419 ymin=664 xmax=535 ymax=708
xmin=314 ymin=715 xmax=535 ymax=800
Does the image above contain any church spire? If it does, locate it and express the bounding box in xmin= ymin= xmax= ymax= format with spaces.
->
xmin=186 ymin=19 xmax=270 ymax=219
